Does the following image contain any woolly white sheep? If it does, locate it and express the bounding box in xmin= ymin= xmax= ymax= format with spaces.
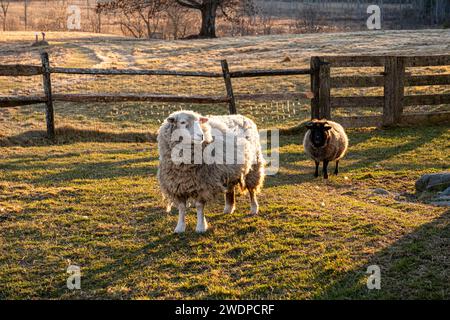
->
xmin=303 ymin=119 xmax=349 ymax=179
xmin=157 ymin=110 xmax=265 ymax=233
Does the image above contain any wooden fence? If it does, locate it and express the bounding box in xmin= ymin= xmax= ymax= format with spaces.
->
xmin=0 ymin=52 xmax=449 ymax=139
xmin=311 ymin=55 xmax=450 ymax=127
xmin=0 ymin=52 xmax=312 ymax=138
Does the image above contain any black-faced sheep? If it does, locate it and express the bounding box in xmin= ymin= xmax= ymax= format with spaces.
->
xmin=157 ymin=110 xmax=265 ymax=233
xmin=303 ymin=119 xmax=349 ymax=179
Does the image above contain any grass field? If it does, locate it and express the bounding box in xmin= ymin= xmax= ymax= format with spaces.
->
xmin=0 ymin=125 xmax=449 ymax=299
xmin=0 ymin=31 xmax=449 ymax=299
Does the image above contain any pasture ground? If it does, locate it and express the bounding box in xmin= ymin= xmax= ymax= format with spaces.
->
xmin=0 ymin=30 xmax=449 ymax=299
xmin=0 ymin=125 xmax=449 ymax=299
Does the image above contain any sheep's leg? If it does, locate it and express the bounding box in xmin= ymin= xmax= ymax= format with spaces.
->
xmin=224 ymin=190 xmax=236 ymax=214
xmin=323 ymin=160 xmax=329 ymax=179
xmin=174 ymin=201 xmax=187 ymax=233
xmin=334 ymin=160 xmax=339 ymax=175
xmin=249 ymin=190 xmax=259 ymax=215
xmin=314 ymin=161 xmax=320 ymax=178
xmin=195 ymin=201 xmax=208 ymax=233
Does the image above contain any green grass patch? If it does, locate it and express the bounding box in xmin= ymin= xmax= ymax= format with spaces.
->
xmin=0 ymin=125 xmax=448 ymax=299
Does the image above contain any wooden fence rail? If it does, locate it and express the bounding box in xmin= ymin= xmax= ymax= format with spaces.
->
xmin=49 ymin=67 xmax=223 ymax=78
xmin=313 ymin=54 xmax=450 ymax=127
xmin=0 ymin=52 xmax=312 ymax=138
xmin=0 ymin=65 xmax=43 ymax=76
xmin=0 ymin=53 xmax=449 ymax=138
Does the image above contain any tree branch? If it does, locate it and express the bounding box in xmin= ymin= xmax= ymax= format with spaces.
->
xmin=175 ymin=0 xmax=202 ymax=10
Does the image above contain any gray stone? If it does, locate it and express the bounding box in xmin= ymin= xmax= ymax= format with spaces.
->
xmin=415 ymin=172 xmax=450 ymax=193
xmin=430 ymin=191 xmax=450 ymax=207
xmin=441 ymin=187 xmax=450 ymax=196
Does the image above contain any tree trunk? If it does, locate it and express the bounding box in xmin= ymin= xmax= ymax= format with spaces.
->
xmin=97 ymin=12 xmax=102 ymax=33
xmin=199 ymin=1 xmax=218 ymax=38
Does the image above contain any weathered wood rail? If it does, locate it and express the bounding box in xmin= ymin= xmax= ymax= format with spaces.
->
xmin=311 ymin=54 xmax=450 ymax=127
xmin=0 ymin=53 xmax=449 ymax=138
xmin=0 ymin=52 xmax=312 ymax=138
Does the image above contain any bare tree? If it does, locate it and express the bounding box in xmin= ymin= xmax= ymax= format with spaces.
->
xmin=294 ymin=4 xmax=320 ymax=33
xmin=24 ymin=0 xmax=28 ymax=30
xmin=100 ymin=0 xmax=252 ymax=38
xmin=34 ymin=2 xmax=67 ymax=31
xmin=223 ymin=0 xmax=257 ymax=36
xmin=99 ymin=0 xmax=169 ymax=39
xmin=176 ymin=0 xmax=250 ymax=38
xmin=166 ymin=3 xmax=192 ymax=39
xmin=90 ymin=3 xmax=104 ymax=33
xmin=0 ymin=0 xmax=10 ymax=31
xmin=175 ymin=0 xmax=221 ymax=38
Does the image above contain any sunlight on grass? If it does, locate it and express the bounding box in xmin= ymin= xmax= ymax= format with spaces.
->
xmin=0 ymin=30 xmax=449 ymax=300
xmin=0 ymin=126 xmax=448 ymax=299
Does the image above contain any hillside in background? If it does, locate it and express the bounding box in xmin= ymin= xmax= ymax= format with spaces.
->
xmin=0 ymin=0 xmax=449 ymax=39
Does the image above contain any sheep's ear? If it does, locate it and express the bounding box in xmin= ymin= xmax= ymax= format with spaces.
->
xmin=324 ymin=125 xmax=332 ymax=131
xmin=199 ymin=117 xmax=209 ymax=124
xmin=167 ymin=117 xmax=175 ymax=124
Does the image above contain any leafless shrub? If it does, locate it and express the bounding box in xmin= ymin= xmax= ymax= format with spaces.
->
xmin=0 ymin=0 xmax=10 ymax=31
xmin=99 ymin=0 xmax=168 ymax=39
xmin=86 ymin=6 xmax=104 ymax=33
xmin=165 ymin=4 xmax=193 ymax=40
xmin=33 ymin=2 xmax=67 ymax=31
xmin=258 ymin=13 xmax=274 ymax=35
xmin=294 ymin=4 xmax=321 ymax=33
xmin=227 ymin=0 xmax=255 ymax=36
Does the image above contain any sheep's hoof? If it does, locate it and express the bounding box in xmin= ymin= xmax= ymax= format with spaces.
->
xmin=195 ymin=226 xmax=208 ymax=233
xmin=195 ymin=220 xmax=208 ymax=233
xmin=249 ymin=207 xmax=259 ymax=215
xmin=174 ymin=224 xmax=186 ymax=233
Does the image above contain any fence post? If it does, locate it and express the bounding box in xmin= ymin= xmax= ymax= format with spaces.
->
xmin=40 ymin=52 xmax=55 ymax=139
xmin=383 ymin=56 xmax=405 ymax=126
xmin=221 ymin=59 xmax=237 ymax=115
xmin=318 ymin=61 xmax=331 ymax=119
xmin=395 ymin=56 xmax=405 ymax=124
xmin=310 ymin=57 xmax=321 ymax=119
xmin=384 ymin=56 xmax=396 ymax=126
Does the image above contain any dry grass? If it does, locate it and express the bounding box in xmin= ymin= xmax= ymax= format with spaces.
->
xmin=0 ymin=31 xmax=449 ymax=299
xmin=0 ymin=126 xmax=449 ymax=299
xmin=1 ymin=29 xmax=449 ymax=135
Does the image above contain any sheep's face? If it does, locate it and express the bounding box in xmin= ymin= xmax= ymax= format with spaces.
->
xmin=167 ymin=112 xmax=209 ymax=145
xmin=306 ymin=121 xmax=332 ymax=148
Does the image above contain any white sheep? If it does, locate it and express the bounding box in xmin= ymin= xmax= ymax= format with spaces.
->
xmin=157 ymin=110 xmax=265 ymax=233
xmin=303 ymin=119 xmax=349 ymax=179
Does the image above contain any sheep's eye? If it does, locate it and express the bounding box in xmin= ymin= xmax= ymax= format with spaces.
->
xmin=179 ymin=121 xmax=186 ymax=125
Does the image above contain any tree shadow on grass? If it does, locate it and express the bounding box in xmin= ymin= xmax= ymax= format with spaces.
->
xmin=66 ymin=221 xmax=206 ymax=299
xmin=314 ymin=210 xmax=450 ymax=299
xmin=31 ymin=157 xmax=157 ymax=185
xmin=0 ymin=126 xmax=156 ymax=147
xmin=0 ymin=145 xmax=159 ymax=186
